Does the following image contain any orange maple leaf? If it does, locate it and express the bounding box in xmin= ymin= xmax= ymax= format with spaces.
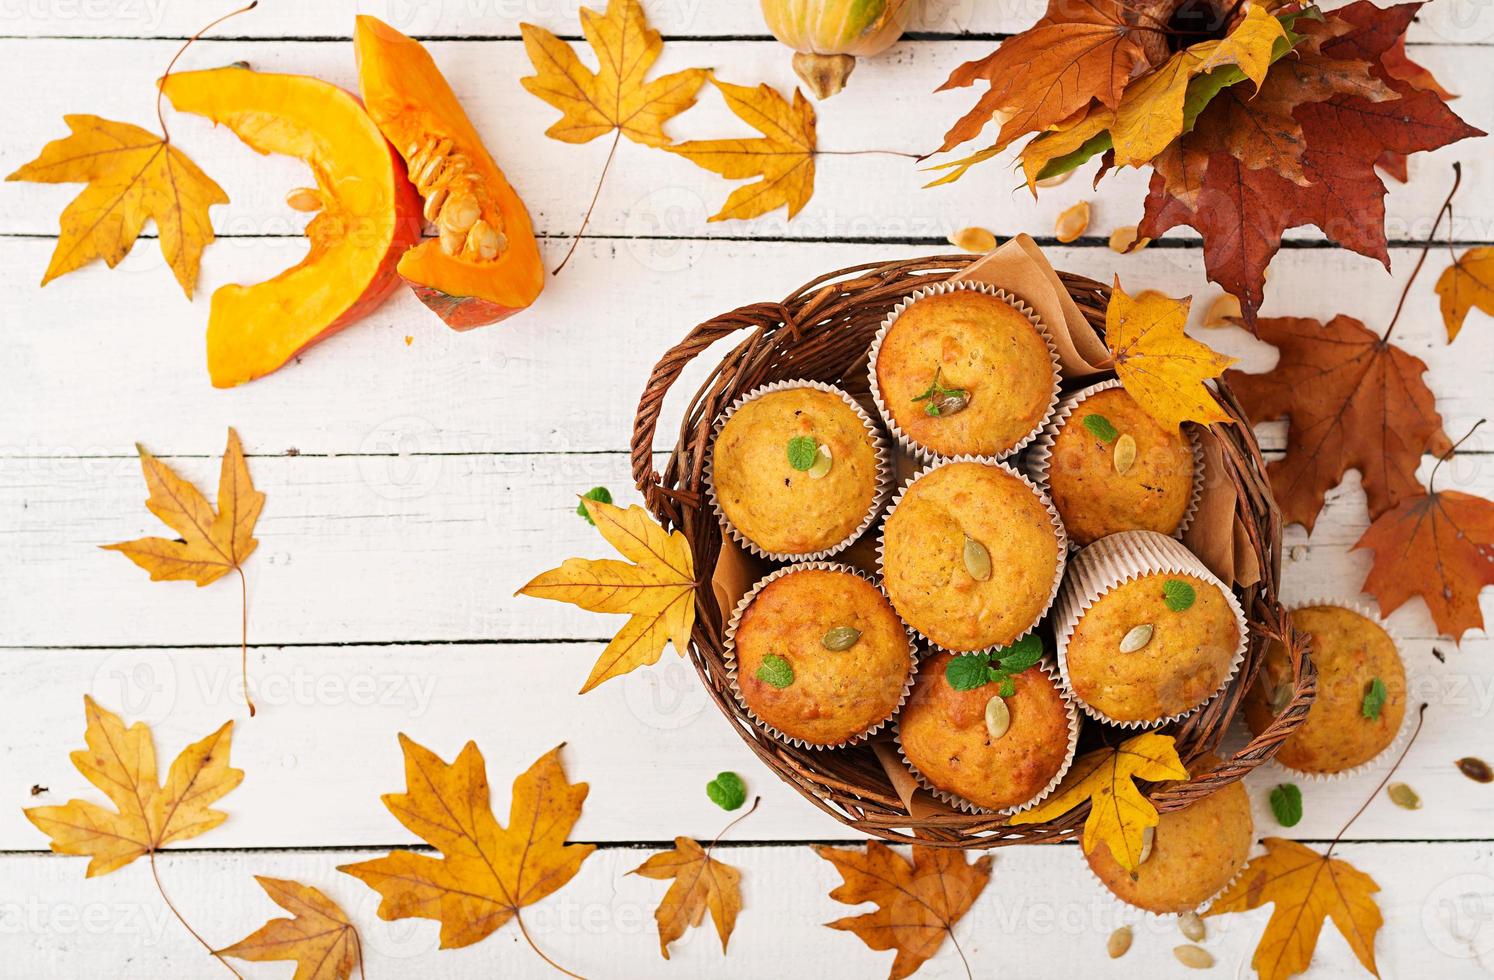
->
xmin=1436 ymin=246 xmax=1494 ymax=342
xmin=632 ymin=836 xmax=743 ymax=959
xmin=217 ymin=877 xmax=362 ymax=980
xmin=813 ymin=841 xmax=992 ymax=980
xmin=1225 ymin=315 xmax=1446 ymax=531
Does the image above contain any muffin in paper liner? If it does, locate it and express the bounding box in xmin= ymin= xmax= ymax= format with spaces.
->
xmin=1055 ymin=530 xmax=1248 ymax=728
xmin=866 ymin=279 xmax=1062 ymax=464
xmin=875 ymin=455 xmax=1069 ymax=655
xmin=1025 ymin=377 xmax=1205 ymax=551
xmin=1081 ymin=838 xmax=1250 ymax=922
xmin=892 ymin=660 xmax=1080 ymax=816
xmin=705 ymin=379 xmax=895 ymax=562
xmin=723 ymin=562 xmax=918 ymax=750
xmin=1247 ymin=597 xmax=1414 ymax=784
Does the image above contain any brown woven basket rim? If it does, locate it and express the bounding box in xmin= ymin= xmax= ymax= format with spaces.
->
xmin=629 ymin=254 xmax=1316 ymax=847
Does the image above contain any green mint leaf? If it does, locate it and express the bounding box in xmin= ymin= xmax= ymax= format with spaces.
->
xmin=576 ymin=486 xmax=612 ymax=524
xmin=786 ymin=436 xmax=818 ymax=471
xmin=706 ymin=771 xmax=747 ymax=811
xmin=1163 ymin=579 xmax=1197 ymax=612
xmin=994 ymin=634 xmax=1044 ymax=674
xmin=756 ymin=654 xmax=795 ymax=689
xmin=1082 ymin=413 xmax=1119 ymax=442
xmin=945 ymin=654 xmax=993 ymax=691
xmin=924 ymin=400 xmax=942 ymax=417
xmin=1269 ymin=783 xmax=1303 ymax=827
xmin=996 ymin=674 xmax=1016 ymax=698
xmin=1362 ymin=677 xmax=1388 ymax=720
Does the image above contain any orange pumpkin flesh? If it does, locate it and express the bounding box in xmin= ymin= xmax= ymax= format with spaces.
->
xmin=163 ymin=67 xmax=421 ymax=388
xmin=355 ymin=15 xmax=544 ymax=330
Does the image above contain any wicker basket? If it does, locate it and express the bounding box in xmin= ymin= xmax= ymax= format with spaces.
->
xmin=629 ymin=255 xmax=1315 ymax=847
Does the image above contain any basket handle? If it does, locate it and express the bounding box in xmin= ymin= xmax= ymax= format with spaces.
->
xmin=630 ymin=301 xmax=793 ymax=517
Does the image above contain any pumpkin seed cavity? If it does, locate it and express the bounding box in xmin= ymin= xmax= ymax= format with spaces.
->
xmin=406 ymin=134 xmax=507 ymax=261
xmin=821 ymin=626 xmax=861 ymax=651
xmin=962 ymin=535 xmax=992 ymax=582
xmin=1119 ymin=623 xmax=1153 ymax=653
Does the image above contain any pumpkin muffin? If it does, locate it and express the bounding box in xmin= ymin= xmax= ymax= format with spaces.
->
xmin=1243 ymin=604 xmax=1406 ymax=775
xmin=1061 ymin=562 xmax=1241 ymax=724
xmin=872 ymin=286 xmax=1056 ymax=459
xmin=710 ymin=384 xmax=885 ymax=557
xmin=1037 ymin=383 xmax=1196 ymax=546
xmin=897 ymin=650 xmax=1076 ymax=812
xmin=880 ymin=460 xmax=1064 ymax=651
xmin=730 ymin=566 xmax=914 ymax=747
xmin=1087 ymin=754 xmax=1252 ymax=913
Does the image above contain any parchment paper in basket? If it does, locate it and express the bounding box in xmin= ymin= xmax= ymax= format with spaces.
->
xmin=950 ymin=233 xmax=1113 ymax=379
xmin=1183 ymin=426 xmax=1263 ymax=589
xmin=871 ymin=741 xmax=964 ymax=821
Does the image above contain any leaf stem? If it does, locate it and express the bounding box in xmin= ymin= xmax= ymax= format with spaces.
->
xmin=1429 ymin=418 xmax=1485 ymax=494
xmin=707 ymin=796 xmax=761 ymax=854
xmin=515 ymin=910 xmax=587 ymax=979
xmin=149 ymin=850 xmax=243 ymax=978
xmin=236 ymin=565 xmax=254 ymax=717
xmin=818 ymin=149 xmax=922 ymax=159
xmin=154 ymin=1 xmax=259 ymax=143
xmin=553 ymin=129 xmax=620 ymax=276
xmin=1326 ymin=703 xmax=1427 ymax=858
xmin=1383 ymin=162 xmax=1462 ymax=343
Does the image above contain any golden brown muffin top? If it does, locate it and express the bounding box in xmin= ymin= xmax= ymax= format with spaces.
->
xmin=1064 ymin=572 xmax=1239 ymax=722
xmin=876 ymin=289 xmax=1054 ymax=458
xmin=881 ymin=462 xmax=1061 ymax=651
xmin=1086 ymin=754 xmax=1253 ymax=914
xmin=1046 ymin=387 xmax=1195 ymax=546
xmin=898 ymin=650 xmax=1074 ymax=811
xmin=1244 ymin=605 xmax=1405 ymax=774
xmin=733 ymin=568 xmax=912 ymax=746
xmin=712 ymin=387 xmax=880 ymax=556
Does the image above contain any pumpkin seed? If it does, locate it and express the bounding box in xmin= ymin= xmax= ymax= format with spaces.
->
xmin=1178 ymin=911 xmax=1205 ymax=942
xmin=929 ymin=390 xmax=970 ymax=416
xmin=963 ymin=535 xmax=992 ymax=582
xmin=467 ymin=219 xmax=502 ymax=260
xmin=1173 ymin=945 xmax=1214 ymax=969
xmin=1055 ymin=201 xmax=1090 ymax=243
xmin=1119 ymin=624 xmax=1154 ymax=653
xmin=1203 ymin=292 xmax=1243 ymax=328
xmin=1457 ymin=757 xmax=1493 ymax=783
xmin=1387 ymin=782 xmax=1422 ymax=809
xmin=948 ymin=226 xmax=997 ymax=254
xmin=1113 ymin=433 xmax=1138 ymax=474
xmin=422 ymin=185 xmax=449 ymax=223
xmin=1107 ymin=925 xmax=1133 ymax=959
xmin=1136 ymin=826 xmax=1155 ymax=865
xmin=441 ymin=193 xmax=481 ymax=234
xmin=983 ymin=695 xmax=1010 ymax=740
xmin=807 ymin=444 xmax=833 ymax=479
xmin=1108 ymin=225 xmax=1149 ymax=253
xmin=821 ymin=626 xmax=861 ymax=651
xmin=284 ymin=187 xmax=323 ymax=212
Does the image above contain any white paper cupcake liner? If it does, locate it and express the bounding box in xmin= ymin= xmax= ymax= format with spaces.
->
xmin=866 ymin=279 xmax=1062 ymax=465
xmin=723 ymin=562 xmax=918 ymax=750
xmin=1025 ymin=378 xmax=1205 ymax=551
xmin=1254 ymin=597 xmax=1414 ymax=784
xmin=1054 ymin=530 xmax=1249 ymax=728
xmin=875 ymin=455 xmax=1069 ymax=655
xmin=893 ymin=660 xmax=1080 ymax=816
xmin=705 ymin=380 xmax=895 ymax=562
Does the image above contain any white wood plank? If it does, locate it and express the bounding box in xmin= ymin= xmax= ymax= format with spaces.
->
xmin=5 ymin=841 xmax=1494 ymax=978
xmin=3 ymin=238 xmax=1489 ymax=458
xmin=0 ymin=0 xmax=1470 ymax=43
xmin=4 ymin=640 xmax=1492 ymax=850
xmin=3 ymin=447 xmax=1491 ymax=646
xmin=0 ymin=40 xmax=1486 ymax=244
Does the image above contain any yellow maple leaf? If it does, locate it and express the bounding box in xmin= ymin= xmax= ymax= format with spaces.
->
xmin=7 ymin=114 xmax=227 ymax=298
xmin=1106 ymin=278 xmax=1236 ymax=430
xmin=1110 ymin=6 xmax=1287 ymax=167
xmin=519 ymin=0 xmax=706 ymax=147
xmin=669 ymin=77 xmax=818 ymax=221
xmin=25 ymin=696 xmax=241 ymax=877
xmin=519 ymin=498 xmax=696 ymax=693
xmin=217 ymin=877 xmax=361 ymax=980
xmin=632 ymin=836 xmax=744 ymax=959
xmin=1207 ymin=837 xmax=1383 ymax=980
xmin=102 ymin=427 xmax=263 ymax=587
xmin=1010 ymin=732 xmax=1187 ymax=875
xmin=1435 ymin=246 xmax=1494 ymax=342
xmin=339 ymin=739 xmax=594 ymax=973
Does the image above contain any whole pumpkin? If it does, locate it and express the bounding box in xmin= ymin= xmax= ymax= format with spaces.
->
xmin=760 ymin=0 xmax=915 ymax=99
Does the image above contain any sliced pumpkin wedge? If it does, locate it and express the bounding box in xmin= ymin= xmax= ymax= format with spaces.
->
xmin=163 ymin=66 xmax=421 ymax=387
xmin=355 ymin=14 xmax=545 ymax=330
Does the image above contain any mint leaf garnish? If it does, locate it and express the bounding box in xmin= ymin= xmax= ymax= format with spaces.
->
xmin=706 ymin=771 xmax=747 ymax=811
xmin=1082 ymin=413 xmax=1119 ymax=442
xmin=786 ymin=436 xmax=818 ymax=471
xmin=1269 ymin=783 xmax=1302 ymax=827
xmin=576 ymin=486 xmax=612 ymax=524
xmin=995 ymin=634 xmax=1044 ymax=673
xmin=756 ymin=654 xmax=794 ymax=689
xmin=943 ymin=635 xmax=1044 ymax=692
xmin=1163 ymin=579 xmax=1196 ymax=612
xmin=910 ymin=366 xmax=969 ymax=417
xmin=1362 ymin=677 xmax=1387 ymax=720
xmin=946 ymin=655 xmax=992 ymax=691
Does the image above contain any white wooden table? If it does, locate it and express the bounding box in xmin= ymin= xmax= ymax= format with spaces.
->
xmin=3 ymin=2 xmax=1493 ymax=977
